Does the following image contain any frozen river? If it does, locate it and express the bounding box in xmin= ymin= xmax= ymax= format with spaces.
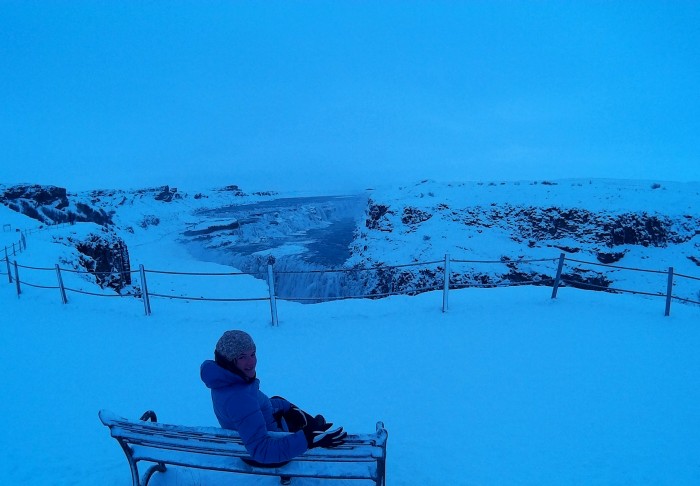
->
xmin=183 ymin=194 xmax=368 ymax=300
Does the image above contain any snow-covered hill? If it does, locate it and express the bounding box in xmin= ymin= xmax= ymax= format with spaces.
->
xmin=1 ymin=178 xmax=699 ymax=303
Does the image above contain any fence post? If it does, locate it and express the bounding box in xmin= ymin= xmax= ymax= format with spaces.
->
xmin=12 ymin=242 xmax=16 ymax=256
xmin=267 ymin=264 xmax=279 ymax=326
xmin=21 ymin=232 xmax=26 ymax=251
xmin=664 ymin=266 xmax=674 ymax=317
xmin=551 ymin=253 xmax=566 ymax=299
xmin=5 ymin=254 xmax=12 ymax=284
xmin=55 ymin=264 xmax=68 ymax=304
xmin=442 ymin=253 xmax=450 ymax=313
xmin=13 ymin=261 xmax=21 ymax=297
xmin=139 ymin=264 xmax=152 ymax=316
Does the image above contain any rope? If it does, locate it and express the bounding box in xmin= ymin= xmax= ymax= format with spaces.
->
xmin=20 ymin=281 xmax=59 ymax=290
xmin=452 ymin=257 xmax=557 ymax=264
xmin=275 ymin=268 xmax=354 ymax=275
xmin=64 ymin=287 xmax=127 ymax=297
xmin=674 ymin=272 xmax=700 ymax=282
xmin=148 ymin=293 xmax=269 ymax=302
xmin=604 ymin=287 xmax=665 ymax=298
xmin=59 ymin=267 xmax=131 ymax=276
xmin=14 ymin=263 xmax=55 ymax=271
xmin=560 ymin=278 xmax=665 ymax=298
xmin=277 ymin=294 xmax=359 ymax=302
xmin=275 ymin=260 xmax=446 ymax=275
xmin=560 ymin=278 xmax=611 ymax=292
xmin=57 ymin=268 xmax=93 ymax=274
xmin=389 ymin=259 xmax=444 ymax=268
xmin=278 ymin=284 xmax=445 ymax=301
xmin=672 ymin=295 xmax=700 ymax=305
xmin=565 ymin=257 xmax=667 ymax=274
xmin=506 ymin=278 xmax=554 ymax=286
xmin=451 ymin=259 xmax=507 ymax=264
xmin=450 ymin=279 xmax=552 ymax=290
xmin=13 ymin=263 xmax=133 ymax=277
xmin=145 ymin=269 xmax=249 ymax=276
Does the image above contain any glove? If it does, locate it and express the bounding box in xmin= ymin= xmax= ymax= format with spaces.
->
xmin=303 ymin=422 xmax=348 ymax=449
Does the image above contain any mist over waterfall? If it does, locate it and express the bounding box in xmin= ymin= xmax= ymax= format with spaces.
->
xmin=181 ymin=194 xmax=370 ymax=301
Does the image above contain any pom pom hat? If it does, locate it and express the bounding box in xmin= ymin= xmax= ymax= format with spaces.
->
xmin=215 ymin=330 xmax=256 ymax=362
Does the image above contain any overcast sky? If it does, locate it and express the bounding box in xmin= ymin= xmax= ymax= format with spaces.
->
xmin=2 ymin=1 xmax=699 ymax=193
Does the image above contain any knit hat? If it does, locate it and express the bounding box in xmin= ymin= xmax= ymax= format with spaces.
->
xmin=215 ymin=330 xmax=256 ymax=362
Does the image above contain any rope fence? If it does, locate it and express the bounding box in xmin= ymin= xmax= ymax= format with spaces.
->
xmin=565 ymin=257 xmax=668 ymax=274
xmin=63 ymin=287 xmax=128 ymax=298
xmin=145 ymin=268 xmax=249 ymax=276
xmin=4 ymin=246 xmax=700 ymax=323
xmin=676 ymin=272 xmax=700 ymax=282
xmin=554 ymin=254 xmax=700 ymax=312
xmin=148 ymin=293 xmax=270 ymax=302
xmin=2 ymin=229 xmax=27 ymax=277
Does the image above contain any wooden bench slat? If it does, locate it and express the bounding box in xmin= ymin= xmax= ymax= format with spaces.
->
xmin=109 ymin=426 xmax=383 ymax=459
xmin=109 ymin=417 xmax=383 ymax=445
xmin=130 ymin=444 xmax=379 ymax=480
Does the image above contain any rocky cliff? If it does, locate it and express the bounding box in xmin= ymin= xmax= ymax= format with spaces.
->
xmin=347 ymin=180 xmax=700 ymax=300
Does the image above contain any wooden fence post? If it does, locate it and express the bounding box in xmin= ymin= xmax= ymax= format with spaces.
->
xmin=442 ymin=253 xmax=450 ymax=313
xmin=55 ymin=264 xmax=68 ymax=304
xmin=12 ymin=242 xmax=16 ymax=256
xmin=664 ymin=266 xmax=674 ymax=317
xmin=551 ymin=253 xmax=566 ymax=299
xmin=139 ymin=264 xmax=152 ymax=316
xmin=5 ymin=254 xmax=12 ymax=284
xmin=13 ymin=261 xmax=21 ymax=297
xmin=267 ymin=264 xmax=279 ymax=326
xmin=21 ymin=232 xmax=26 ymax=251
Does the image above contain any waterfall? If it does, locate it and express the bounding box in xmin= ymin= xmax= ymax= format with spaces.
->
xmin=182 ymin=194 xmax=370 ymax=301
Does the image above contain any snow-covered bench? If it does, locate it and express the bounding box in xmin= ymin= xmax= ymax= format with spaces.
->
xmin=99 ymin=410 xmax=388 ymax=486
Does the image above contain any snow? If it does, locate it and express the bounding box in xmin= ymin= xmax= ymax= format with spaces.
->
xmin=1 ymin=190 xmax=700 ymax=485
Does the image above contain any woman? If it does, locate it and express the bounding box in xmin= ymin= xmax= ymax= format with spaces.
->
xmin=200 ymin=330 xmax=347 ymax=466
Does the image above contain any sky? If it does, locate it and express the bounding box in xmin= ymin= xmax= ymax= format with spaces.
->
xmin=2 ymin=1 xmax=700 ymax=193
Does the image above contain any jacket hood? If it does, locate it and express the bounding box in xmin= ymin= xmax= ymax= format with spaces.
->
xmin=201 ymin=359 xmax=256 ymax=389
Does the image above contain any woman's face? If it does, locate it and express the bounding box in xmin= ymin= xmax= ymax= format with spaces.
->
xmin=235 ymin=349 xmax=257 ymax=379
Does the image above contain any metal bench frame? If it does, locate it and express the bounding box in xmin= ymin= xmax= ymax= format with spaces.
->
xmin=99 ymin=410 xmax=388 ymax=486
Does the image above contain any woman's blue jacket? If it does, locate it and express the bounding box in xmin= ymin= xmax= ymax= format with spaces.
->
xmin=200 ymin=359 xmax=308 ymax=464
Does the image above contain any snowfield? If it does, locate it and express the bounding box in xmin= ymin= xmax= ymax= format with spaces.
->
xmin=1 ymin=192 xmax=699 ymax=485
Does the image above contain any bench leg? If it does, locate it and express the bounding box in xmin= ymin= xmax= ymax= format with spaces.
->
xmin=142 ymin=463 xmax=167 ymax=486
xmin=115 ymin=438 xmax=143 ymax=486
xmin=376 ymin=452 xmax=387 ymax=486
xmin=115 ymin=438 xmax=166 ymax=486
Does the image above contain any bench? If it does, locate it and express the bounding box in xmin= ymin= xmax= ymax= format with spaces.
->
xmin=99 ymin=410 xmax=388 ymax=486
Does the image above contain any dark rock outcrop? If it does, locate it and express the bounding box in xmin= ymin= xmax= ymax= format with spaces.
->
xmin=1 ymin=184 xmax=69 ymax=208
xmin=401 ymin=207 xmax=432 ymax=226
xmin=365 ymin=201 xmax=393 ymax=231
xmin=216 ymin=185 xmax=246 ymax=196
xmin=596 ymin=251 xmax=627 ymax=264
xmin=71 ymin=231 xmax=132 ymax=292
xmin=154 ymin=185 xmax=181 ymax=202
xmin=0 ymin=184 xmax=113 ymax=226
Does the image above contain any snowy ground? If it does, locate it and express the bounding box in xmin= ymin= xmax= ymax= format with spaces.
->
xmin=1 ymin=208 xmax=699 ymax=485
